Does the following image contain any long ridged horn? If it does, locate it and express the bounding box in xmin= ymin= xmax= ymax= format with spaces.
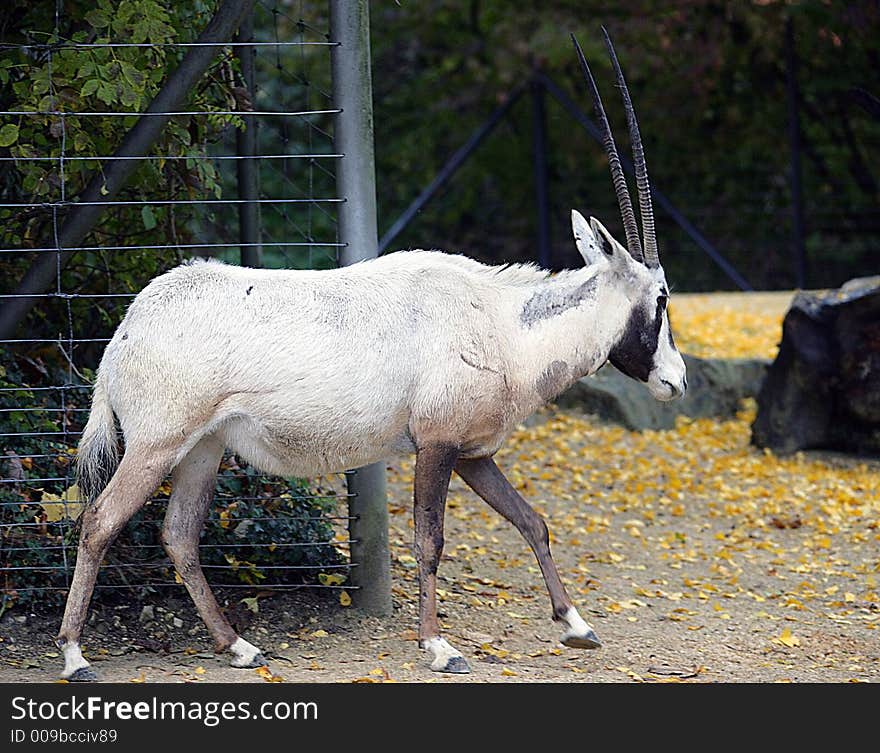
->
xmin=570 ymin=32 xmax=643 ymax=263
xmin=601 ymin=27 xmax=659 ymax=268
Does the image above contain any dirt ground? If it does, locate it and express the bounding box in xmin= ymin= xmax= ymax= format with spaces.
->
xmin=1 ymin=290 xmax=878 ymax=684
xmin=1 ymin=403 xmax=878 ymax=684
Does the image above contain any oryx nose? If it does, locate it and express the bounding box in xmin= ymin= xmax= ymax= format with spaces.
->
xmin=661 ymin=378 xmax=684 ymax=398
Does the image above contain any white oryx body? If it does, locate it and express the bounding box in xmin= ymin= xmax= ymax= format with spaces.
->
xmin=56 ymin=30 xmax=689 ymax=680
xmin=94 ymin=245 xmax=672 ymax=483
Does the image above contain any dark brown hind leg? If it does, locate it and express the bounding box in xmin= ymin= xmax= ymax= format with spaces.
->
xmin=414 ymin=443 xmax=469 ymax=673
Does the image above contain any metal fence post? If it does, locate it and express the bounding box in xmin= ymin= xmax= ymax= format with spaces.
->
xmin=236 ymin=8 xmax=263 ymax=268
xmin=531 ymin=78 xmax=552 ymax=269
xmin=330 ymin=0 xmax=392 ymax=616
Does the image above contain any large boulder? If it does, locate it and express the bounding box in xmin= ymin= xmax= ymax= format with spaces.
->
xmin=751 ymin=276 xmax=880 ymax=455
xmin=557 ymin=354 xmax=769 ymax=431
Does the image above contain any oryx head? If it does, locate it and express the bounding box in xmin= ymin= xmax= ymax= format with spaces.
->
xmin=570 ymin=29 xmax=687 ymax=402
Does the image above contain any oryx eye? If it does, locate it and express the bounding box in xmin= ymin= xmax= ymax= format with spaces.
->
xmin=656 ymin=294 xmax=668 ymax=317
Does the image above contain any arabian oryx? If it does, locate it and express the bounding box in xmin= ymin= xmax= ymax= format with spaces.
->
xmin=56 ymin=30 xmax=686 ymax=680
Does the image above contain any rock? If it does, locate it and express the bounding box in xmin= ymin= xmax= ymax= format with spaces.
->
xmin=139 ymin=605 xmax=154 ymax=624
xmin=752 ymin=276 xmax=880 ymax=455
xmin=173 ymin=617 xmax=183 ymax=629
xmin=556 ymin=354 xmax=769 ymax=430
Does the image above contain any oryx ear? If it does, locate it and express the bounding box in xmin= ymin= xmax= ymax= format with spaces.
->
xmin=571 ymin=209 xmax=605 ymax=266
xmin=588 ymin=216 xmax=618 ymax=260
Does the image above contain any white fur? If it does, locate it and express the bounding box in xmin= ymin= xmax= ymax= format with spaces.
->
xmin=560 ymin=606 xmax=593 ymax=637
xmin=60 ymin=642 xmax=90 ymax=678
xmin=84 ymin=240 xmax=682 ymax=479
xmin=572 ymin=209 xmax=606 ymax=265
xmin=422 ymin=636 xmax=463 ymax=671
xmin=229 ymin=637 xmax=262 ymax=667
xmin=646 ymin=265 xmax=686 ymax=400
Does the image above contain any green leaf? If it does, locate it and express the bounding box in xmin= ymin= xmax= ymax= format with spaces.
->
xmin=141 ymin=205 xmax=156 ymax=231
xmin=32 ymin=77 xmax=50 ymax=96
xmin=84 ymin=10 xmax=110 ymax=28
xmin=97 ymin=82 xmax=115 ymax=105
xmin=80 ymin=79 xmax=99 ymax=98
xmin=0 ymin=124 xmax=19 ymax=147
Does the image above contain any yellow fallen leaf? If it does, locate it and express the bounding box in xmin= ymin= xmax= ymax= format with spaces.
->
xmin=255 ymin=665 xmax=284 ymax=683
xmin=130 ymin=673 xmax=145 ymax=683
xmin=501 ymin=667 xmax=517 ymax=676
xmin=777 ymin=628 xmax=801 ymax=647
xmin=310 ymin=629 xmax=329 ymax=638
xmin=38 ymin=485 xmax=83 ymax=522
xmin=318 ymin=573 xmax=346 ymax=586
xmin=194 ymin=666 xmax=206 ymax=675
xmin=339 ymin=590 xmax=352 ymax=607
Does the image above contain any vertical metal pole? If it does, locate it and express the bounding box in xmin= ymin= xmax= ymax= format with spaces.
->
xmin=785 ymin=16 xmax=806 ymax=289
xmin=330 ymin=0 xmax=392 ymax=616
xmin=531 ymin=78 xmax=552 ymax=269
xmin=236 ymin=9 xmax=262 ymax=267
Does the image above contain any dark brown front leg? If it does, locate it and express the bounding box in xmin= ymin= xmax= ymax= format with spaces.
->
xmin=413 ymin=443 xmax=469 ymax=673
xmin=455 ymin=456 xmax=601 ymax=650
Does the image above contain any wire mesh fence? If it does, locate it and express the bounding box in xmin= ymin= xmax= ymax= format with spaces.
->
xmin=0 ymin=1 xmax=360 ymax=608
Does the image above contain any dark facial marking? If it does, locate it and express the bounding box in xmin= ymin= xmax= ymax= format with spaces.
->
xmin=666 ymin=308 xmax=677 ymax=348
xmin=655 ymin=293 xmax=668 ymax=322
xmin=246 ymin=286 xmax=253 ymax=295
xmin=520 ymin=277 xmax=599 ymax=329
xmin=535 ymin=360 xmax=570 ymax=402
xmin=609 ymin=300 xmax=663 ymax=383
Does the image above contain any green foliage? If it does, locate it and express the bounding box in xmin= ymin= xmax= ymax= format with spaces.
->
xmin=0 ymin=0 xmax=243 ymax=344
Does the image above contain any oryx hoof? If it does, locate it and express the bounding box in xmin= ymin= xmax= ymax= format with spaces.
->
xmin=561 ymin=627 xmax=602 ymax=650
xmin=434 ymin=655 xmax=470 ymax=674
xmin=66 ymin=666 xmax=99 ymax=682
xmin=231 ymin=652 xmax=268 ymax=669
